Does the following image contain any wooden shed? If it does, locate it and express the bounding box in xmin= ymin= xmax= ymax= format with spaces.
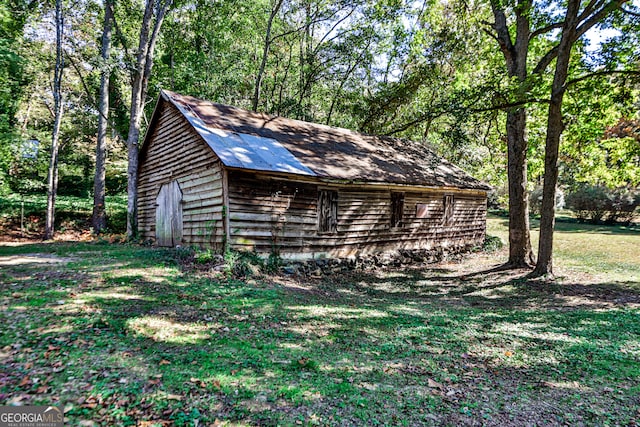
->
xmin=138 ymin=90 xmax=490 ymax=259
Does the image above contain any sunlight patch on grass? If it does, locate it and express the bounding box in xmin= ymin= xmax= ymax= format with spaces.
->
xmin=81 ymin=289 xmax=151 ymax=301
xmin=279 ymin=342 xmax=306 ymax=350
xmin=286 ymin=322 xmax=337 ymax=337
xmin=492 ymin=322 xmax=583 ymax=343
xmin=466 ymin=284 xmax=518 ymax=299
xmin=387 ymin=303 xmax=427 ymax=317
xmin=289 ymin=305 xmax=389 ymax=320
xmin=127 ymin=316 xmax=212 ymax=343
xmin=103 ymin=267 xmax=177 ymax=284
xmin=37 ymin=324 xmax=74 ymax=334
xmin=542 ymin=380 xmax=593 ymax=391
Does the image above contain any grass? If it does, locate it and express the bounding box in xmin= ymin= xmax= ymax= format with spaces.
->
xmin=488 ymin=213 xmax=640 ymax=282
xmin=0 ymin=194 xmax=127 ymax=237
xmin=0 ymin=216 xmax=639 ymax=426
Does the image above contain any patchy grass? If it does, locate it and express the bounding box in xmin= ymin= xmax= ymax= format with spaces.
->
xmin=488 ymin=214 xmax=640 ymax=282
xmin=0 ymin=194 xmax=127 ymax=239
xmin=1 ymin=218 xmax=639 ymax=426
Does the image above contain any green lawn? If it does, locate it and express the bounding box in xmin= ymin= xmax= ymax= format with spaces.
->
xmin=488 ymin=214 xmax=640 ymax=282
xmin=0 ymin=194 xmax=128 ymax=236
xmin=0 ymin=217 xmax=639 ymax=426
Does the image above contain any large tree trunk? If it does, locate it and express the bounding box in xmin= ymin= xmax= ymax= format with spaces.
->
xmin=126 ymin=0 xmax=172 ymax=239
xmin=532 ymin=0 xmax=580 ymax=277
xmin=92 ymin=0 xmax=113 ymax=234
xmin=491 ymin=0 xmax=535 ymax=267
xmin=506 ymin=108 xmax=535 ymax=266
xmin=44 ymin=0 xmax=64 ymax=241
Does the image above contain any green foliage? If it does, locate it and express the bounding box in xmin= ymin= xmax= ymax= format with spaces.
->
xmin=566 ymin=185 xmax=639 ymax=224
xmin=223 ymin=248 xmax=264 ymax=278
xmin=482 ymin=235 xmax=504 ymax=252
xmin=0 ymin=193 xmax=128 ymax=233
xmin=194 ymin=248 xmax=215 ymax=264
xmin=266 ymin=249 xmax=282 ymax=273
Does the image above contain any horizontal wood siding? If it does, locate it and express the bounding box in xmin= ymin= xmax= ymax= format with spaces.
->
xmin=138 ymin=100 xmax=225 ymax=249
xmin=228 ymin=171 xmax=486 ymax=258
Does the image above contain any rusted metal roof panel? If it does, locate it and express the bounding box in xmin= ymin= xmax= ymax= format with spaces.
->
xmin=161 ymin=90 xmax=490 ymax=191
xmin=169 ymin=94 xmax=316 ymax=176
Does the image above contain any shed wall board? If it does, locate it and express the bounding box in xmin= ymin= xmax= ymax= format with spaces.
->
xmin=227 ymin=171 xmax=486 ymax=258
xmin=138 ymin=101 xmax=225 ymax=249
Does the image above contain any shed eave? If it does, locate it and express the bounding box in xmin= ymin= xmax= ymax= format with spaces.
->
xmin=224 ymin=166 xmax=490 ymax=194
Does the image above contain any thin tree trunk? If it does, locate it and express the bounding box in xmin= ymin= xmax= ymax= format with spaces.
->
xmin=92 ymin=0 xmax=113 ymax=234
xmin=126 ymin=0 xmax=172 ymax=239
xmin=252 ymin=0 xmax=283 ymax=112
xmin=326 ymin=43 xmax=369 ymax=126
xmin=533 ymin=0 xmax=580 ymax=277
xmin=44 ymin=0 xmax=64 ymax=240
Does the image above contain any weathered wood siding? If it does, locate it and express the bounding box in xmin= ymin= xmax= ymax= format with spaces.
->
xmin=138 ymin=101 xmax=225 ymax=248
xmin=228 ymin=171 xmax=486 ymax=258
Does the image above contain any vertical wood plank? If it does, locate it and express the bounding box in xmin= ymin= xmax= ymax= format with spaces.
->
xmin=222 ymin=167 xmax=230 ymax=249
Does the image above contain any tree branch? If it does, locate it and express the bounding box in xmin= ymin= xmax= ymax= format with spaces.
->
xmin=621 ymin=6 xmax=640 ymax=16
xmin=489 ymin=2 xmax=516 ymax=66
xmin=530 ymin=21 xmax=563 ymax=39
xmin=382 ymin=97 xmax=550 ymax=136
xmin=564 ymin=69 xmax=640 ymax=88
xmin=532 ymin=0 xmax=627 ymax=75
xmin=574 ymin=0 xmax=628 ymax=43
xmin=63 ymin=50 xmax=126 ymax=143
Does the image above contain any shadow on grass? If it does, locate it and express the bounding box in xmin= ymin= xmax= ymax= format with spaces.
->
xmin=1 ymin=243 xmax=640 ymax=425
xmin=492 ymin=216 xmax=639 ymax=236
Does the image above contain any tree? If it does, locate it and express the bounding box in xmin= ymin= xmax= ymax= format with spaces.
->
xmin=92 ymin=0 xmax=113 ymax=234
xmin=252 ymin=0 xmax=285 ymax=112
xmin=44 ymin=0 xmax=64 ymax=240
xmin=486 ymin=0 xmax=547 ymax=268
xmin=125 ymin=0 xmax=173 ymax=239
xmin=533 ymin=0 xmax=631 ymax=277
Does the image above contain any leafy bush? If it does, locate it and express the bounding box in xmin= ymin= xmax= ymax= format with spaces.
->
xmin=529 ymin=186 xmax=565 ymax=215
xmin=487 ymin=186 xmax=507 ymax=210
xmin=224 ymin=249 xmax=264 ymax=278
xmin=482 ymin=235 xmax=504 ymax=252
xmin=566 ymin=185 xmax=639 ymax=224
xmin=58 ymin=175 xmax=91 ymax=197
xmin=195 ymin=249 xmax=215 ymax=264
xmin=605 ymin=188 xmax=640 ymax=224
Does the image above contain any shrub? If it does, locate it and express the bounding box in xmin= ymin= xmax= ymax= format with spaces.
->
xmin=566 ymin=185 xmax=639 ymax=224
xmin=482 ymin=235 xmax=504 ymax=252
xmin=605 ymin=188 xmax=639 ymax=224
xmin=529 ymin=186 xmax=565 ymax=215
xmin=566 ymin=185 xmax=609 ymax=222
xmin=58 ymin=175 xmax=91 ymax=197
xmin=224 ymin=249 xmax=264 ymax=278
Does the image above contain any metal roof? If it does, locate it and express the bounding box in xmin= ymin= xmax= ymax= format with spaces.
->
xmin=170 ymin=97 xmax=316 ymax=177
xmin=155 ymin=90 xmax=490 ymax=191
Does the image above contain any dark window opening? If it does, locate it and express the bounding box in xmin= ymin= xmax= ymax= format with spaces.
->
xmin=318 ymin=190 xmax=338 ymax=233
xmin=443 ymin=194 xmax=454 ymax=225
xmin=391 ymin=192 xmax=404 ymax=228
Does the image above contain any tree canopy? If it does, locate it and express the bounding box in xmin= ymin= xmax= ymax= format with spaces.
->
xmin=0 ymin=0 xmax=638 ymax=268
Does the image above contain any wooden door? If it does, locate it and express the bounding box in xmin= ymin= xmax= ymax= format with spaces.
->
xmin=155 ymin=180 xmax=183 ymax=246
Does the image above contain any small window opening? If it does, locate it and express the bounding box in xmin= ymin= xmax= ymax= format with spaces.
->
xmin=318 ymin=190 xmax=338 ymax=233
xmin=443 ymin=194 xmax=454 ymax=225
xmin=391 ymin=192 xmax=404 ymax=228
